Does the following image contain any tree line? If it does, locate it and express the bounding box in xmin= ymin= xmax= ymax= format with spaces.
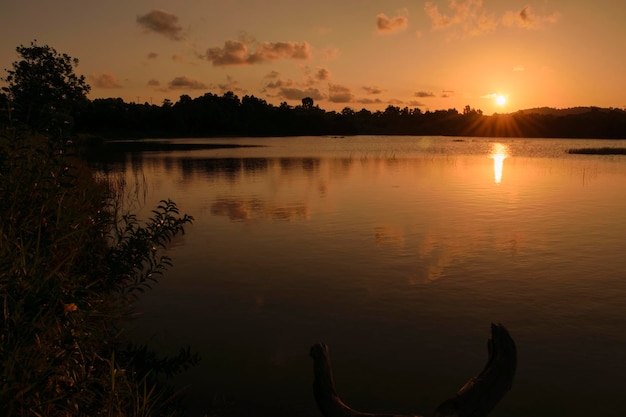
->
xmin=70 ymin=94 xmax=626 ymax=139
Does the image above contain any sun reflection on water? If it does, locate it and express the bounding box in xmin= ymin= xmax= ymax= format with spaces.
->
xmin=490 ymin=143 xmax=509 ymax=184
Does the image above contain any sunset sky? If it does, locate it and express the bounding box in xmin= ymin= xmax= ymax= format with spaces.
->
xmin=1 ymin=0 xmax=625 ymax=115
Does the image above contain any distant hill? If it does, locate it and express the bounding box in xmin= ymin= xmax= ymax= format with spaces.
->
xmin=514 ymin=106 xmax=625 ymax=116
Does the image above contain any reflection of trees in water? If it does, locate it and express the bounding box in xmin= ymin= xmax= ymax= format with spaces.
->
xmin=179 ymin=158 xmax=255 ymax=181
xmin=279 ymin=158 xmax=295 ymax=171
xmin=92 ymin=154 xmax=372 ymax=183
xmin=302 ymin=158 xmax=320 ymax=174
xmin=211 ymin=197 xmax=309 ymax=222
xmin=280 ymin=157 xmax=321 ymax=176
xmin=176 ymin=157 xmax=327 ymax=181
xmin=93 ymin=154 xmax=428 ymax=224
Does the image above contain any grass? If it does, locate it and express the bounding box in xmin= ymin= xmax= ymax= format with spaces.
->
xmin=567 ymin=147 xmax=626 ymax=155
xmin=0 ymin=129 xmax=197 ymax=416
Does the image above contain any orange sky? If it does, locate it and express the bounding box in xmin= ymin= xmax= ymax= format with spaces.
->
xmin=1 ymin=1 xmax=625 ymax=115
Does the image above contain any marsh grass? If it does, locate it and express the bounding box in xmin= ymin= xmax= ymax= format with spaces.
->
xmin=567 ymin=147 xmax=626 ymax=155
xmin=1 ymin=130 xmax=197 ymax=416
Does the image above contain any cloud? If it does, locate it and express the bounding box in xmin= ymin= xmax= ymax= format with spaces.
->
xmin=147 ymin=79 xmax=160 ymax=86
xmin=319 ymin=46 xmax=341 ymax=61
xmin=376 ymin=13 xmax=409 ymax=34
xmin=408 ymin=100 xmax=425 ymax=107
xmin=168 ymin=76 xmax=208 ymax=90
xmin=257 ymin=41 xmax=311 ymax=60
xmin=362 ymin=86 xmax=384 ymax=95
xmin=216 ymin=75 xmax=246 ymax=95
xmin=264 ymin=78 xmax=293 ymax=90
xmin=314 ymin=67 xmax=330 ymax=81
xmin=91 ymin=72 xmax=122 ymax=88
xmin=137 ymin=10 xmax=184 ymax=41
xmin=425 ymin=1 xmax=559 ymax=37
xmin=264 ymin=81 xmax=281 ymax=90
xmin=264 ymin=70 xmax=280 ymax=79
xmin=502 ymin=6 xmax=560 ymax=29
xmin=280 ymin=87 xmax=324 ymax=101
xmin=415 ymin=91 xmax=435 ymax=98
xmin=262 ymin=67 xmax=331 ymax=101
xmin=206 ymin=40 xmax=251 ymax=65
xmin=147 ymin=52 xmax=158 ymax=59
xmin=206 ymin=38 xmax=312 ymax=66
xmin=424 ymin=0 xmax=497 ymax=37
xmin=302 ymin=66 xmax=331 ymax=86
xmin=328 ymin=84 xmax=354 ymax=103
xmin=357 ymin=98 xmax=383 ymax=105
xmin=441 ymin=89 xmax=455 ymax=98
xmin=172 ymin=54 xmax=185 ymax=63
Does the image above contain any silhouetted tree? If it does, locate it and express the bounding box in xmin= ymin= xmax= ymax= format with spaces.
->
xmin=0 ymin=92 xmax=9 ymax=127
xmin=463 ymin=105 xmax=482 ymax=116
xmin=178 ymin=94 xmax=193 ymax=105
xmin=1 ymin=41 xmax=90 ymax=132
xmin=341 ymin=107 xmax=355 ymax=117
xmin=72 ymin=91 xmax=626 ymax=139
xmin=302 ymin=97 xmax=314 ymax=109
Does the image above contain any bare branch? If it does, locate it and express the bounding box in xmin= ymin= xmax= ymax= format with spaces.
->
xmin=310 ymin=323 xmax=516 ymax=417
xmin=433 ymin=323 xmax=516 ymax=417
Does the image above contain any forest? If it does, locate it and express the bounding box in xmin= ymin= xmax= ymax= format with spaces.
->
xmin=52 ymin=93 xmax=626 ymax=140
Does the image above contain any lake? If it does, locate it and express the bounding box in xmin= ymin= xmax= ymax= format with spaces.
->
xmin=94 ymin=136 xmax=626 ymax=417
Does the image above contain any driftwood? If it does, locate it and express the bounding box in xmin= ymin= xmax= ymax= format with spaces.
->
xmin=310 ymin=323 xmax=516 ymax=417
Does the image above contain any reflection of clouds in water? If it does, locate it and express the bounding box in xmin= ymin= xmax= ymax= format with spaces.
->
xmin=406 ymin=229 xmax=525 ymax=285
xmin=409 ymin=231 xmax=457 ymax=284
xmin=211 ymin=197 xmax=309 ymax=222
xmin=374 ymin=226 xmax=451 ymax=284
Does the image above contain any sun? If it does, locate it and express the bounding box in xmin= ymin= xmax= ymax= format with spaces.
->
xmin=495 ymin=94 xmax=507 ymax=106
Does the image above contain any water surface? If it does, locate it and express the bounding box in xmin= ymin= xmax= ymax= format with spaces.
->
xmin=99 ymin=136 xmax=626 ymax=417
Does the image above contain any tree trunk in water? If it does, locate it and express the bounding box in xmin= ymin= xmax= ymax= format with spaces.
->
xmin=310 ymin=323 xmax=516 ymax=417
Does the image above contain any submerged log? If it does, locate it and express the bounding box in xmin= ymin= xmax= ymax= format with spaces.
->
xmin=310 ymin=323 xmax=516 ymax=417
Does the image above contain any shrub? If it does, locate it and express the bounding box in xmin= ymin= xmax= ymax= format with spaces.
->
xmin=0 ymin=130 xmax=196 ymax=417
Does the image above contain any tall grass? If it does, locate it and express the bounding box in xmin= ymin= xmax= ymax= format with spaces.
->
xmin=0 ymin=130 xmax=196 ymax=416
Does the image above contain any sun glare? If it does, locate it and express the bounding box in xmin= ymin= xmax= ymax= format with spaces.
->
xmin=495 ymin=95 xmax=507 ymax=106
xmin=490 ymin=143 xmax=509 ymax=184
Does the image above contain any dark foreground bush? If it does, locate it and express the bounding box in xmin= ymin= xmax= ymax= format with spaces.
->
xmin=0 ymin=130 xmax=195 ymax=417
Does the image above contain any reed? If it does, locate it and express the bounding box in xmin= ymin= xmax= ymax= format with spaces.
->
xmin=0 ymin=130 xmax=196 ymax=416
